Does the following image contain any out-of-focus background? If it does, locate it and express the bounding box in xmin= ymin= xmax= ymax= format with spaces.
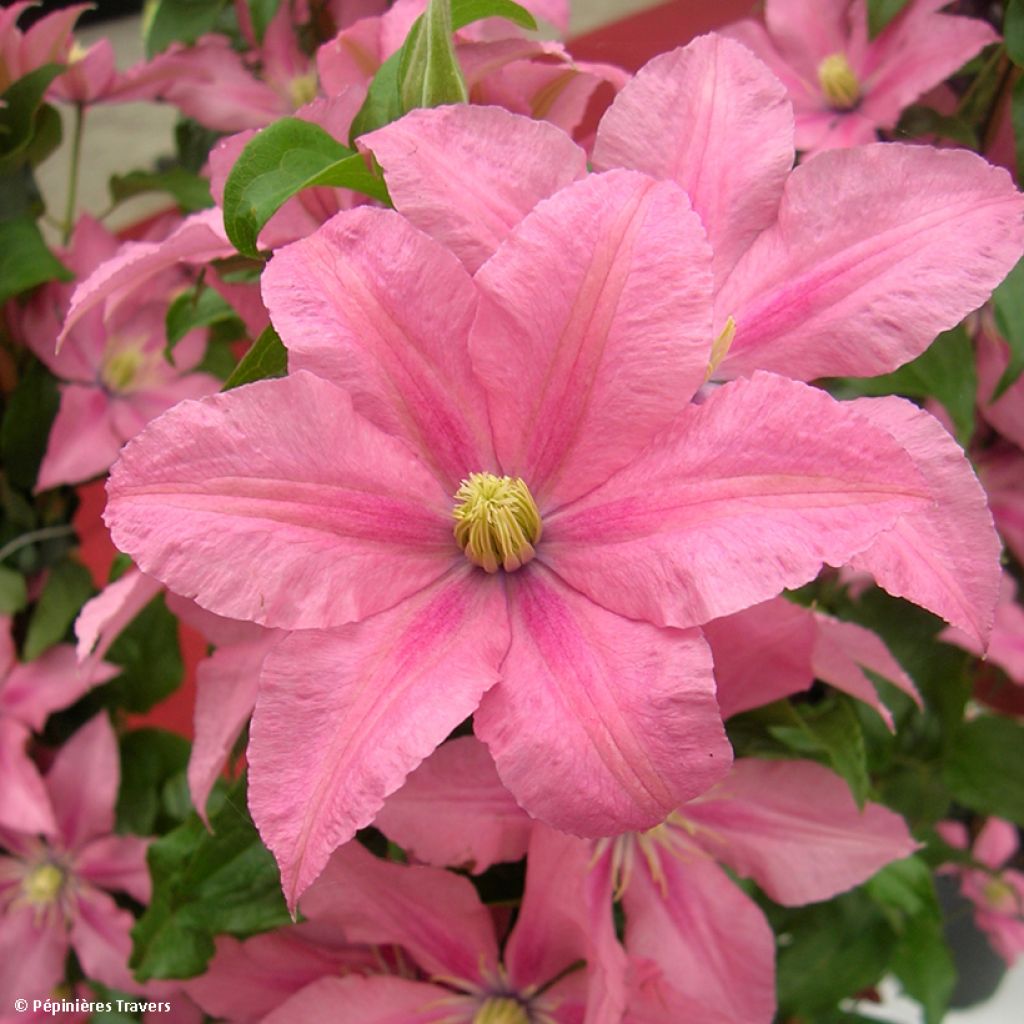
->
xmin=15 ymin=0 xmax=1024 ymax=1019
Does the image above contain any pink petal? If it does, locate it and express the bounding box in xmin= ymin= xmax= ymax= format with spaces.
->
xmin=0 ymin=902 xmax=67 ymax=1006
xmin=106 ymin=372 xmax=456 ymax=630
xmin=977 ymin=328 xmax=1024 ymax=451
xmin=262 ymin=209 xmax=494 ymax=490
xmin=185 ymin=927 xmax=380 ymax=1022
xmin=374 ymin=736 xmax=531 ymax=873
xmin=593 ymin=35 xmax=794 ymax=287
xmin=716 ymin=145 xmax=1024 ymax=380
xmin=2 ymin=644 xmax=115 ymax=730
xmin=623 ymin=852 xmax=776 ymax=1024
xmin=73 ymin=834 xmax=151 ymax=904
xmin=57 ymin=210 xmax=234 ymax=351
xmin=35 ymin=385 xmax=124 ymax=491
xmin=981 ymin=447 xmax=1024 ymax=566
xmin=973 ymin=818 xmax=1019 ymax=871
xmin=763 ymin=0 xmax=850 ymax=75
xmin=250 ymin=567 xmax=509 ymax=907
xmin=861 ymin=6 xmax=998 ymax=128
xmin=719 ymin=19 xmax=817 ymax=107
xmin=263 ymin=975 xmax=451 ymax=1024
xmin=473 ymin=169 xmax=713 ymax=511
xmin=475 ymin=565 xmax=730 ymax=837
xmin=543 ymin=372 xmax=930 ymax=629
xmin=809 ymin=610 xmax=921 ymax=728
xmin=75 ymin=569 xmax=163 ymax=663
xmin=848 ymin=396 xmax=1001 ymax=647
xmin=703 ymin=598 xmax=816 ymax=719
xmin=0 ymin=720 xmax=58 ymax=836
xmin=682 ymin=758 xmax=918 ymax=906
xmin=361 ymin=105 xmax=587 ymax=273
xmin=301 ymin=841 xmax=498 ymax=982
xmin=69 ymin=885 xmax=143 ymax=993
xmin=45 ymin=714 xmax=119 ymax=852
xmin=189 ymin=631 xmax=277 ymax=823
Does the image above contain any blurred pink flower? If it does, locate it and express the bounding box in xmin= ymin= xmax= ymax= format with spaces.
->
xmin=722 ymin=0 xmax=998 ymax=153
xmin=0 ymin=715 xmax=152 ymax=1005
xmin=0 ymin=617 xmax=117 ymax=837
xmin=938 ymin=818 xmax=1024 ymax=966
xmin=14 ymin=216 xmax=220 ymax=491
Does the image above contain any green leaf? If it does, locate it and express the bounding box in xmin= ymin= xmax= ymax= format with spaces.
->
xmin=131 ymin=778 xmax=290 ymax=980
xmin=866 ymin=855 xmax=940 ymax=924
xmin=1007 ymin=0 xmax=1024 ymax=67
xmin=109 ymin=168 xmax=214 ymax=214
xmin=0 ymin=216 xmax=72 ymax=305
xmin=867 ymin=0 xmax=911 ymax=37
xmin=117 ymin=729 xmax=192 ymax=835
xmin=104 ymin=594 xmax=183 ymax=713
xmin=776 ymin=890 xmax=897 ymax=1015
xmin=991 ymin=255 xmax=1024 ymax=398
xmin=945 ymin=715 xmax=1024 ymax=825
xmin=827 ymin=324 xmax=977 ymax=447
xmin=1013 ymin=76 xmax=1024 ymax=190
xmin=145 ymin=0 xmax=229 ymax=57
xmin=771 ymin=696 xmax=870 ymax=806
xmin=0 ymin=565 xmax=27 ymax=614
xmin=23 ymin=558 xmax=95 ymax=660
xmin=223 ymin=118 xmax=389 ymax=256
xmin=891 ymin=914 xmax=956 ymax=1024
xmin=0 ymin=64 xmax=64 ymax=168
xmin=894 ymin=104 xmax=978 ymax=148
xmin=165 ymin=286 xmax=239 ymax=352
xmin=399 ymin=0 xmax=469 ymax=112
xmin=23 ymin=103 xmax=63 ymax=167
xmin=247 ymin=0 xmax=282 ymax=41
xmin=450 ymin=0 xmax=537 ymax=31
xmin=222 ymin=325 xmax=287 ymax=390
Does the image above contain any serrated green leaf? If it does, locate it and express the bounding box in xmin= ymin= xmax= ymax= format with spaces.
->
xmin=867 ymin=0 xmax=911 ymax=37
xmin=0 ymin=565 xmax=27 ymax=614
xmin=400 ymin=0 xmax=469 ymax=111
xmin=109 ymin=167 xmax=213 ymax=214
xmin=991 ymin=255 xmax=1024 ymax=398
xmin=104 ymin=594 xmax=183 ymax=713
xmin=827 ymin=324 xmax=977 ymax=447
xmin=131 ymin=778 xmax=289 ymax=980
xmin=945 ymin=715 xmax=1024 ymax=825
xmin=117 ymin=729 xmax=192 ymax=835
xmin=0 ymin=64 xmax=64 ymax=169
xmin=0 ymin=216 xmax=72 ymax=305
xmin=1007 ymin=0 xmax=1024 ymax=67
xmin=165 ymin=286 xmax=239 ymax=352
xmin=222 ymin=325 xmax=287 ymax=390
xmin=23 ymin=558 xmax=94 ymax=660
xmin=146 ymin=0 xmax=229 ymax=57
xmin=223 ymin=118 xmax=389 ymax=256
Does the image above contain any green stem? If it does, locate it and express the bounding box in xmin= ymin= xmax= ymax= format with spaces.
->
xmin=62 ymin=103 xmax=85 ymax=245
xmin=0 ymin=524 xmax=76 ymax=564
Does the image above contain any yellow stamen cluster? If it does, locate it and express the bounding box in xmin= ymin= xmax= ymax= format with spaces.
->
xmin=22 ymin=863 xmax=64 ymax=906
xmin=288 ymin=73 xmax=319 ymax=109
xmin=473 ymin=997 xmax=531 ymax=1024
xmin=818 ymin=53 xmax=861 ymax=110
xmin=982 ymin=877 xmax=1018 ymax=913
xmin=453 ymin=473 xmax=542 ymax=573
xmin=101 ymin=348 xmax=143 ymax=392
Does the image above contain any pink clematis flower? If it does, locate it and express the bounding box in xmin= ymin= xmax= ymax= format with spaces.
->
xmin=360 ymin=34 xmax=1022 ymax=646
xmin=722 ymin=0 xmax=998 ymax=153
xmin=0 ymin=2 xmax=84 ymax=92
xmin=942 ymin=574 xmax=1024 ymax=688
xmin=14 ymin=216 xmax=220 ymax=491
xmin=976 ymin=322 xmax=1024 ymax=453
xmin=937 ymin=818 xmax=1024 ymax=965
xmin=979 ymin=446 xmax=1024 ymax=566
xmin=261 ymin=833 xmax=591 ymax=1023
xmin=0 ymin=715 xmax=152 ymax=1006
xmin=106 ymin=158 xmax=952 ymax=905
xmin=0 ymin=617 xmax=117 ymax=837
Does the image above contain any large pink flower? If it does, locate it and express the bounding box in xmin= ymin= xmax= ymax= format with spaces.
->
xmin=722 ymin=0 xmax=998 ymax=153
xmin=0 ymin=715 xmax=152 ymax=1006
xmin=107 ymin=163 xmax=943 ymax=904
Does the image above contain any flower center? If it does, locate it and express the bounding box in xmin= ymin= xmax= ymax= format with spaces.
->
xmin=101 ymin=348 xmax=143 ymax=392
xmin=473 ymin=997 xmax=531 ymax=1024
xmin=818 ymin=53 xmax=861 ymax=110
xmin=288 ymin=72 xmax=318 ymax=108
xmin=982 ymin=876 xmax=1018 ymax=913
xmin=453 ymin=473 xmax=542 ymax=574
xmin=22 ymin=863 xmax=64 ymax=906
